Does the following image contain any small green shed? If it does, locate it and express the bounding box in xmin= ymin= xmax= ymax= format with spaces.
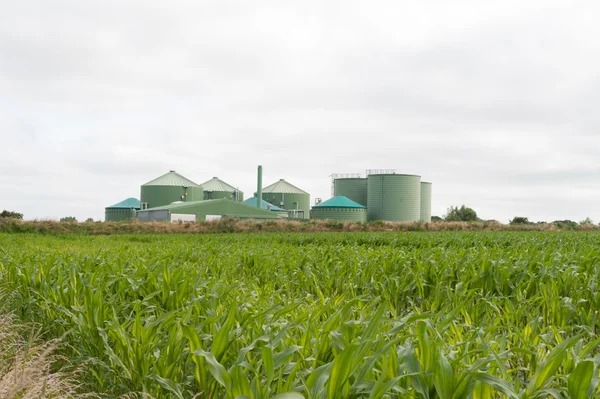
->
xmin=105 ymin=198 xmax=140 ymax=221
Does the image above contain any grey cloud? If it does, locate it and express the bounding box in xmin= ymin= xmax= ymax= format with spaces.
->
xmin=1 ymin=0 xmax=599 ymax=222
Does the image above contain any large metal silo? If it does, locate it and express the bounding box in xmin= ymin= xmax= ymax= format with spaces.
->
xmin=140 ymin=170 xmax=204 ymax=209
xmin=333 ymin=178 xmax=367 ymax=207
xmin=367 ymin=174 xmax=421 ymax=222
xmin=420 ymin=182 xmax=432 ymax=222
xmin=260 ymin=179 xmax=310 ymax=219
xmin=200 ymin=177 xmax=244 ymax=201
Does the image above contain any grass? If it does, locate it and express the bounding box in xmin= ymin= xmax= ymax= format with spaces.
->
xmin=0 ymin=218 xmax=596 ymax=235
xmin=0 ymin=313 xmax=86 ymax=398
xmin=1 ymin=231 xmax=600 ymax=397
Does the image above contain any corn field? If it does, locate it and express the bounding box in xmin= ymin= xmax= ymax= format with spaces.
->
xmin=1 ymin=232 xmax=600 ymax=398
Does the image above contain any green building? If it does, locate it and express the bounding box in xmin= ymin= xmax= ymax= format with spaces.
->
xmin=104 ymin=198 xmax=140 ymax=221
xmin=242 ymin=197 xmax=289 ymax=217
xmin=311 ymin=196 xmax=367 ymax=222
xmin=260 ymin=179 xmax=310 ymax=219
xmin=136 ymin=198 xmax=280 ymax=222
xmin=140 ymin=170 xmax=204 ymax=209
xmin=200 ymin=177 xmax=243 ymax=201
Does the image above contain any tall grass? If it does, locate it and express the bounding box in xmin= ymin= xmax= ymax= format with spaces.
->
xmin=1 ymin=232 xmax=599 ymax=397
xmin=0 ymin=218 xmax=595 ymax=235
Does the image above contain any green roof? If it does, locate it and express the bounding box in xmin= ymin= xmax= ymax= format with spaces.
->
xmin=262 ymin=179 xmax=308 ymax=194
xmin=242 ymin=197 xmax=284 ymax=211
xmin=106 ymin=198 xmax=141 ymax=209
xmin=313 ymin=196 xmax=366 ymax=209
xmin=200 ymin=177 xmax=239 ymax=193
xmin=144 ymin=198 xmax=277 ymax=214
xmin=142 ymin=171 xmax=201 ymax=187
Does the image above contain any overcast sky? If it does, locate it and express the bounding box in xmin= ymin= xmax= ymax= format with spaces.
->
xmin=1 ymin=0 xmax=599 ymax=223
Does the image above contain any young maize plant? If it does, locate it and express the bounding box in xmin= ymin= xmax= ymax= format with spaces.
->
xmin=0 ymin=231 xmax=599 ymax=398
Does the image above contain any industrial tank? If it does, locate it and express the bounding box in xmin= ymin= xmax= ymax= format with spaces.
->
xmin=140 ymin=170 xmax=204 ymax=209
xmin=367 ymin=174 xmax=421 ymax=222
xmin=311 ymin=196 xmax=367 ymax=222
xmin=105 ymin=198 xmax=140 ymax=221
xmin=200 ymin=177 xmax=244 ymax=201
xmin=420 ymin=182 xmax=432 ymax=222
xmin=333 ymin=178 xmax=367 ymax=207
xmin=260 ymin=179 xmax=310 ymax=219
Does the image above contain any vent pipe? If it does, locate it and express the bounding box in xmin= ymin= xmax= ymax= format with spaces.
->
xmin=256 ymin=165 xmax=263 ymax=209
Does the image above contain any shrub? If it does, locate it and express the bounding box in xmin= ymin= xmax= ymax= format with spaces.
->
xmin=0 ymin=210 xmax=23 ymax=220
xmin=444 ymin=205 xmax=478 ymax=221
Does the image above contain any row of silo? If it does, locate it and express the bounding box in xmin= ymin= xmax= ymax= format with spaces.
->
xmin=139 ymin=171 xmax=244 ymax=210
xmin=105 ymin=169 xmax=312 ymax=221
xmin=332 ymin=174 xmax=432 ymax=222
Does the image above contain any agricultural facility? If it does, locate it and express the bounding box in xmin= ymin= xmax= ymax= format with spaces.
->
xmin=329 ymin=170 xmax=433 ymax=223
xmin=104 ymin=167 xmax=431 ymax=223
xmin=105 ymin=167 xmax=311 ymax=222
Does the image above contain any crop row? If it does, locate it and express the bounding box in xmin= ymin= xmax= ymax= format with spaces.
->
xmin=1 ymin=232 xmax=599 ymax=398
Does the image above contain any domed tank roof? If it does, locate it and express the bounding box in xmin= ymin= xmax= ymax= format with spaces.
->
xmin=142 ymin=170 xmax=201 ymax=187
xmin=200 ymin=177 xmax=238 ymax=192
xmin=106 ymin=198 xmax=141 ymax=209
xmin=262 ymin=179 xmax=308 ymax=194
xmin=313 ymin=196 xmax=366 ymax=209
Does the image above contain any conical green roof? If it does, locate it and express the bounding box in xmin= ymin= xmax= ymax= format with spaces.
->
xmin=142 ymin=171 xmax=201 ymax=187
xmin=242 ymin=197 xmax=284 ymax=211
xmin=200 ymin=177 xmax=239 ymax=192
xmin=262 ymin=179 xmax=308 ymax=194
xmin=313 ymin=196 xmax=366 ymax=209
xmin=106 ymin=198 xmax=141 ymax=209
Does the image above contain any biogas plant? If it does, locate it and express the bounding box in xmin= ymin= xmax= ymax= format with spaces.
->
xmin=105 ymin=167 xmax=432 ymax=223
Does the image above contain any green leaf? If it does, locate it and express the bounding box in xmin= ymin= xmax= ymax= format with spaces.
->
xmin=526 ymin=335 xmax=582 ymax=395
xmin=271 ymin=393 xmax=305 ymax=399
xmin=434 ymin=353 xmax=455 ymax=399
xmin=568 ymin=360 xmax=594 ymax=399
xmin=193 ymin=348 xmax=232 ymax=391
xmin=471 ymin=372 xmax=518 ymax=399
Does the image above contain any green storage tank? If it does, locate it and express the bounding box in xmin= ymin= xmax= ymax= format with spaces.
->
xmin=311 ymin=196 xmax=367 ymax=222
xmin=105 ymin=198 xmax=140 ymax=221
xmin=200 ymin=177 xmax=244 ymax=201
xmin=367 ymin=174 xmax=421 ymax=222
xmin=420 ymin=182 xmax=432 ymax=222
xmin=260 ymin=179 xmax=310 ymax=219
xmin=333 ymin=178 xmax=367 ymax=207
xmin=140 ymin=170 xmax=204 ymax=209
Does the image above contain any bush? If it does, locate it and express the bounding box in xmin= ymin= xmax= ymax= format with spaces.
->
xmin=444 ymin=205 xmax=478 ymax=222
xmin=431 ymin=216 xmax=443 ymax=222
xmin=0 ymin=210 xmax=23 ymax=220
xmin=552 ymin=220 xmax=578 ymax=229
xmin=509 ymin=217 xmax=530 ymax=225
xmin=60 ymin=216 xmax=77 ymax=223
xmin=580 ymin=217 xmax=594 ymax=226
